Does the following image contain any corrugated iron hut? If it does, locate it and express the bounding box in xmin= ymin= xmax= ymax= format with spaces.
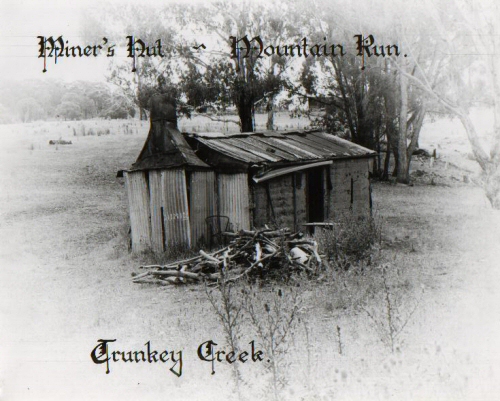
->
xmin=124 ymin=95 xmax=213 ymax=253
xmin=186 ymin=130 xmax=376 ymax=233
xmin=124 ymin=95 xmax=376 ymax=253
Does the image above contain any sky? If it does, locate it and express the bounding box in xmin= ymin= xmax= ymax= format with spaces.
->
xmin=1 ymin=0 xmax=497 ymax=84
xmin=0 ymin=0 xmax=108 ymax=82
xmin=0 ymin=0 xmax=210 ymax=83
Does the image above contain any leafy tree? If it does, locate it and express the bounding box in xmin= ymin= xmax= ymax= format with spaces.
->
xmin=101 ymin=94 xmax=135 ymax=119
xmin=179 ymin=0 xmax=301 ymax=131
xmin=97 ymin=0 xmax=300 ymax=131
xmin=16 ymin=97 xmax=45 ymax=122
xmin=88 ymin=3 xmax=180 ymax=120
xmin=86 ymin=82 xmax=113 ymax=115
xmin=294 ymin=1 xmax=430 ymax=182
xmin=60 ymin=92 xmax=96 ymax=119
xmin=0 ymin=103 xmax=14 ymax=124
xmin=55 ymin=101 xmax=82 ymax=120
xmin=0 ymin=79 xmax=120 ymax=122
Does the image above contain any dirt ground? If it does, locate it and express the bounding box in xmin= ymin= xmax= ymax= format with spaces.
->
xmin=0 ymin=112 xmax=499 ymax=400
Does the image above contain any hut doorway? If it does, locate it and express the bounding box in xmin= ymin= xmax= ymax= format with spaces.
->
xmin=307 ymin=167 xmax=325 ymax=223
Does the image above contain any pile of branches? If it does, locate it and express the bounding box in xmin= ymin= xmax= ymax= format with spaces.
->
xmin=132 ymin=228 xmax=322 ymax=286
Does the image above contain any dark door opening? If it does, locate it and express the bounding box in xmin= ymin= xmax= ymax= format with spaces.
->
xmin=307 ymin=167 xmax=324 ymax=223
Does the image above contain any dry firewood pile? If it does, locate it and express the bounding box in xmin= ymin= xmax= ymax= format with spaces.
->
xmin=132 ymin=228 xmax=323 ymax=286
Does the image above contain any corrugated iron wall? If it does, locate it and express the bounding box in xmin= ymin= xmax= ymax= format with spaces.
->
xmin=125 ymin=169 xmax=251 ymax=253
xmin=125 ymin=162 xmax=371 ymax=253
xmin=161 ymin=169 xmax=191 ymax=250
xmin=189 ymin=171 xmax=217 ymax=248
xmin=148 ymin=170 xmax=164 ymax=253
xmin=125 ymin=168 xmax=193 ymax=253
xmin=125 ymin=171 xmax=152 ymax=253
xmin=217 ymin=173 xmax=251 ymax=231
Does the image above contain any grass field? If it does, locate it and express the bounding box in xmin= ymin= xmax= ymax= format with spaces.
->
xmin=1 ymin=112 xmax=499 ymax=400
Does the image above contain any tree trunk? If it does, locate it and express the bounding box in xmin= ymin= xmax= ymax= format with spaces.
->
xmin=266 ymin=99 xmax=274 ymax=131
xmin=392 ymin=148 xmax=399 ymax=177
xmin=485 ymin=167 xmax=500 ymax=209
xmin=397 ymin=62 xmax=409 ymax=184
xmin=374 ymin=136 xmax=381 ymax=178
xmin=489 ymin=20 xmax=500 ymax=166
xmin=381 ymin=62 xmax=399 ymax=180
xmin=237 ymin=95 xmax=254 ymax=132
xmin=386 ymin=121 xmax=399 ymax=177
xmin=404 ymin=106 xmax=426 ymax=178
xmin=485 ymin=58 xmax=500 ymax=209
xmin=382 ymin=140 xmax=391 ymax=181
xmin=457 ymin=112 xmax=490 ymax=171
xmin=485 ymin=32 xmax=500 ymax=208
xmin=457 ymin=110 xmax=500 ymax=208
xmin=397 ymin=7 xmax=500 ymax=208
xmin=334 ymin=61 xmax=358 ymax=143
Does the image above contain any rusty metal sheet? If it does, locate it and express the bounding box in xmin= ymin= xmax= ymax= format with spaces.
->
xmin=191 ymin=130 xmax=375 ymax=166
xmin=196 ymin=137 xmax=262 ymax=163
xmin=148 ymin=170 xmax=164 ymax=253
xmin=309 ymin=134 xmax=358 ymax=155
xmin=125 ymin=171 xmax=152 ymax=253
xmin=240 ymin=136 xmax=301 ymax=161
xmin=161 ymin=169 xmax=191 ymax=249
xmin=259 ymin=130 xmax=285 ymax=138
xmin=217 ymin=173 xmax=251 ymax=231
xmin=301 ymin=133 xmax=346 ymax=156
xmin=252 ymin=136 xmax=302 ymax=160
xmin=189 ymin=132 xmax=228 ymax=138
xmin=225 ymin=137 xmax=281 ymax=162
xmin=253 ymin=160 xmax=333 ymax=183
xmin=189 ymin=171 xmax=217 ymax=248
xmin=314 ymin=131 xmax=376 ymax=155
xmin=271 ymin=137 xmax=321 ymax=159
xmin=252 ymin=136 xmax=312 ymax=160
xmin=284 ymin=135 xmax=335 ymax=156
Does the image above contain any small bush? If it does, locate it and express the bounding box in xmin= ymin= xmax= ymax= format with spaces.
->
xmin=96 ymin=129 xmax=110 ymax=137
xmin=315 ymin=212 xmax=381 ymax=270
xmin=361 ymin=263 xmax=423 ymax=353
xmin=205 ymin=277 xmax=302 ymax=400
xmin=241 ymin=283 xmax=302 ymax=400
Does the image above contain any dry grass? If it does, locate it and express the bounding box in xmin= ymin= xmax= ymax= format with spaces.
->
xmin=1 ymin=113 xmax=500 ymax=400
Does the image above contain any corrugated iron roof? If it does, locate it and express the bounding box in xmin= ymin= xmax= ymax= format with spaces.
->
xmin=186 ymin=130 xmax=375 ymax=165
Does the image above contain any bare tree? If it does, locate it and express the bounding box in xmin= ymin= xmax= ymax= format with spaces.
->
xmin=399 ymin=0 xmax=500 ymax=206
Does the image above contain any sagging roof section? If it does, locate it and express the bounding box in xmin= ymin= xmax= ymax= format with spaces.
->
xmin=185 ymin=129 xmax=376 ymax=167
xmin=253 ymin=160 xmax=334 ymax=183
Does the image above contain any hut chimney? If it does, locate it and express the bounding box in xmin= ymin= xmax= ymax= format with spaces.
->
xmin=130 ymin=94 xmax=208 ymax=171
xmin=149 ymin=94 xmax=178 ymax=128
